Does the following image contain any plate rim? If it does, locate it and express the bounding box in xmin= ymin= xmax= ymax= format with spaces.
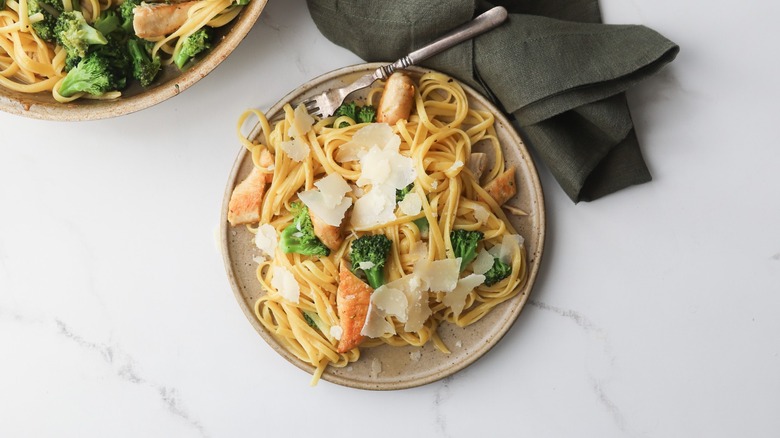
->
xmin=220 ymin=62 xmax=546 ymax=390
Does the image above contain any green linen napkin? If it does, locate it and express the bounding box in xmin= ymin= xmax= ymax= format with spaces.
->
xmin=306 ymin=0 xmax=679 ymax=202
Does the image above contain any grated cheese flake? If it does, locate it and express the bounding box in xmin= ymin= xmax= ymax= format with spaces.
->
xmin=336 ymin=123 xmax=399 ymax=162
xmin=358 ymin=261 xmax=375 ymax=270
xmin=330 ymin=325 xmax=343 ymax=340
xmin=314 ymin=173 xmax=352 ymax=208
xmin=415 ymin=257 xmax=461 ymax=292
xmin=280 ymin=138 xmax=310 ymax=162
xmin=372 ymin=286 xmax=409 ymax=321
xmin=443 ymin=274 xmax=485 ymax=317
xmin=362 ymin=301 xmax=396 ymax=338
xmin=472 ymin=250 xmax=495 ymax=275
xmin=398 ymin=192 xmax=422 ymax=216
xmin=447 ymin=160 xmax=464 ymax=172
xmin=499 ymin=234 xmax=524 ymax=264
xmin=473 ymin=204 xmax=490 ymax=224
xmin=271 ymin=266 xmax=300 ymax=303
xmin=298 ymin=174 xmax=353 ymax=227
xmin=288 ymin=103 xmax=314 ymax=139
xmin=351 ymin=186 xmax=396 ymax=230
xmin=254 ymin=224 xmax=278 ymax=260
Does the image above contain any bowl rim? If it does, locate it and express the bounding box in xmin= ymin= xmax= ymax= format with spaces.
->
xmin=0 ymin=0 xmax=268 ymax=121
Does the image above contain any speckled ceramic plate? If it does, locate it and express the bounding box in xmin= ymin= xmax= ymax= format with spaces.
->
xmin=221 ymin=63 xmax=545 ymax=390
xmin=0 ymin=0 xmax=267 ymax=121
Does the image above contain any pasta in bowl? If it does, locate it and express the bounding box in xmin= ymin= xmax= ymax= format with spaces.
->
xmin=0 ymin=0 xmax=267 ymax=120
xmin=221 ymin=64 xmax=545 ymax=389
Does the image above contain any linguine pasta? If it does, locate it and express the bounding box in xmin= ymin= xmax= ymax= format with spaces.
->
xmin=235 ymin=72 xmax=527 ymax=384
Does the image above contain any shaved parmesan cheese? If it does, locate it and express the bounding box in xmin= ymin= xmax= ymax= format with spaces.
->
xmin=288 ymin=103 xmax=314 ymax=139
xmin=379 ymin=275 xmax=431 ymax=333
xmin=372 ymin=287 xmax=408 ymax=320
xmin=411 ymin=241 xmax=428 ymax=261
xmin=473 ymin=204 xmax=490 ymax=224
xmin=356 ymin=146 xmax=392 ymax=187
xmin=336 ymin=123 xmax=400 ymax=162
xmin=280 ymin=138 xmax=310 ymax=162
xmin=410 ymin=350 xmax=422 ymax=362
xmin=298 ymin=188 xmax=353 ymax=227
xmin=330 ymin=325 xmax=343 ymax=340
xmin=499 ymin=234 xmax=524 ymax=264
xmin=358 ymin=261 xmax=375 ymax=270
xmin=472 ymin=250 xmax=495 ymax=275
xmin=362 ymin=302 xmax=395 ymax=338
xmin=398 ymin=192 xmax=422 ymax=216
xmin=252 ymin=255 xmax=266 ymax=264
xmin=271 ymin=266 xmax=299 ymax=303
xmin=254 ymin=224 xmax=278 ymax=260
xmin=488 ymin=243 xmax=502 ymax=259
xmin=314 ymin=173 xmax=351 ymax=208
xmin=443 ymin=274 xmax=485 ymax=317
xmin=414 ymin=257 xmax=461 ymax=292
xmin=350 ymin=133 xmax=416 ymax=229
xmin=448 ymin=160 xmax=464 ymax=172
xmin=402 ymin=285 xmax=431 ymax=332
xmin=351 ymin=187 xmax=396 ymax=229
xmin=431 ymin=180 xmax=439 ymax=189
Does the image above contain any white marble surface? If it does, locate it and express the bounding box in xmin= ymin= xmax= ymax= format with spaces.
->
xmin=1 ymin=0 xmax=779 ymax=436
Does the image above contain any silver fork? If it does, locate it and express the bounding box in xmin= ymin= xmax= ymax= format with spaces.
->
xmin=301 ymin=6 xmax=508 ymax=119
xmin=250 ymin=6 xmax=507 ymax=139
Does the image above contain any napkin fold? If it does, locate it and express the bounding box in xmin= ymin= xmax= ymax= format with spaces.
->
xmin=306 ymin=0 xmax=679 ymax=202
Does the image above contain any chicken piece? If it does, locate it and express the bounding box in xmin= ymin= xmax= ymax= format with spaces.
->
xmin=376 ymin=72 xmax=415 ymax=125
xmin=258 ymin=149 xmax=274 ymax=183
xmin=227 ymin=167 xmax=266 ymax=226
xmin=482 ymin=166 xmax=517 ymax=205
xmin=309 ymin=210 xmax=343 ymax=251
xmin=467 ymin=152 xmax=488 ymax=181
xmin=132 ymin=1 xmax=198 ymax=39
xmin=336 ymin=263 xmax=372 ymax=353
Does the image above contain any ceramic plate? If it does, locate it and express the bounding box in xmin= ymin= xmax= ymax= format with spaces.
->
xmin=0 ymin=0 xmax=267 ymax=121
xmin=221 ymin=63 xmax=545 ymax=390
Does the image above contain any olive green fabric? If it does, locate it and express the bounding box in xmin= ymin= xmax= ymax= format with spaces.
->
xmin=306 ymin=0 xmax=679 ymax=202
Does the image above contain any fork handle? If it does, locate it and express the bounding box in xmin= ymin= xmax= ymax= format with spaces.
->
xmin=378 ymin=6 xmax=508 ymax=78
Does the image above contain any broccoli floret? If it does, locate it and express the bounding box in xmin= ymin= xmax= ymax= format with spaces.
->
xmin=450 ymin=229 xmax=484 ymax=272
xmin=357 ymin=105 xmax=376 ymax=124
xmin=333 ymin=103 xmax=376 ymax=128
xmin=55 ymin=11 xmax=107 ymax=65
xmin=396 ymin=182 xmax=413 ymax=203
xmin=484 ymin=257 xmax=511 ymax=286
xmin=413 ymin=217 xmax=429 ymax=239
xmin=58 ymin=52 xmax=122 ymax=97
xmin=127 ymin=37 xmax=160 ymax=87
xmin=88 ymin=34 xmax=130 ymax=88
xmin=93 ymin=10 xmax=121 ymax=36
xmin=174 ymin=27 xmax=212 ymax=69
xmin=335 ymin=102 xmax=357 ymax=120
xmin=279 ymin=202 xmax=330 ymax=257
xmin=119 ymin=0 xmax=140 ymax=33
xmin=350 ymin=234 xmax=391 ymax=289
xmin=28 ymin=0 xmax=63 ymax=42
xmin=334 ymin=102 xmax=357 ymax=128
